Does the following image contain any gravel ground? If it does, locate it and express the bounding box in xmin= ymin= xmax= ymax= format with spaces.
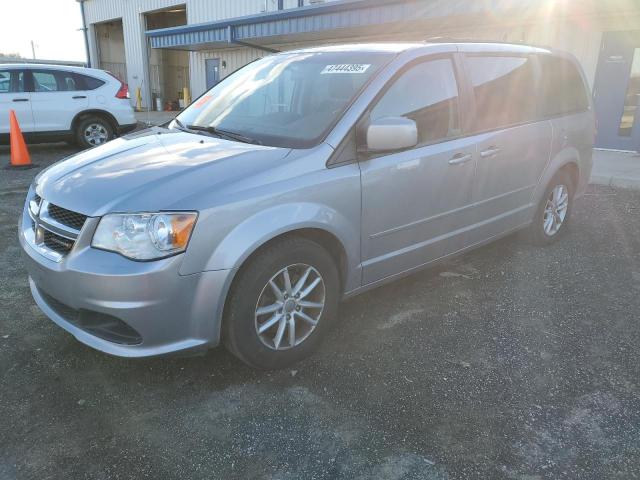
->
xmin=1 ymin=144 xmax=639 ymax=480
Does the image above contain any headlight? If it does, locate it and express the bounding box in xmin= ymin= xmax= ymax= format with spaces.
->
xmin=92 ymin=212 xmax=197 ymax=260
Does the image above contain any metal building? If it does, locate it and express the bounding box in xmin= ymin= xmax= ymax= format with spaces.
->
xmin=79 ymin=0 xmax=640 ymax=150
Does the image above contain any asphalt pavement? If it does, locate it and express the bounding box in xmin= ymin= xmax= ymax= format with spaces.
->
xmin=1 ymin=144 xmax=639 ymax=480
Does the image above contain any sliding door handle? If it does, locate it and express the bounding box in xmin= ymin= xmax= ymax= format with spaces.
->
xmin=72 ymin=95 xmax=87 ymax=99
xmin=12 ymin=98 xmax=29 ymax=102
xmin=448 ymin=153 xmax=473 ymax=166
xmin=480 ymin=147 xmax=501 ymax=158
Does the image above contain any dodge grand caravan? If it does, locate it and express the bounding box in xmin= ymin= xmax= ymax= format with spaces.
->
xmin=19 ymin=42 xmax=594 ymax=369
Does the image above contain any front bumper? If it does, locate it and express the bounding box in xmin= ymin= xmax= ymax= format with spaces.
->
xmin=19 ymin=200 xmax=234 ymax=358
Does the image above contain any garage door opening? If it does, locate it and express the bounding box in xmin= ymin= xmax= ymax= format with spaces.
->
xmin=94 ymin=19 xmax=127 ymax=83
xmin=145 ymin=5 xmax=189 ymax=111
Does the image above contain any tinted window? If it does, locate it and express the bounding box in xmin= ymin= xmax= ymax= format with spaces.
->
xmin=539 ymin=55 xmax=589 ymax=117
xmin=0 ymin=70 xmax=25 ymax=93
xmin=79 ymin=74 xmax=105 ymax=90
xmin=57 ymin=71 xmax=78 ymax=91
xmin=467 ymin=55 xmax=538 ymax=131
xmin=370 ymin=58 xmax=461 ymax=146
xmin=32 ymin=71 xmax=58 ymax=92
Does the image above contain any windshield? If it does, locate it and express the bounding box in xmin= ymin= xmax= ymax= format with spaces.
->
xmin=174 ymin=51 xmax=394 ymax=148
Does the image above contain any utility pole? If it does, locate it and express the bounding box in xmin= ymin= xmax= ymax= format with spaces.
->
xmin=30 ymin=40 xmax=36 ymax=60
xmin=77 ymin=0 xmax=91 ymax=67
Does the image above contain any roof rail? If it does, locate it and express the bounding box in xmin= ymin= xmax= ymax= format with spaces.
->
xmin=423 ymin=37 xmax=553 ymax=49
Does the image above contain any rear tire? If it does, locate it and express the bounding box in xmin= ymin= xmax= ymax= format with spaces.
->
xmin=75 ymin=116 xmax=114 ymax=149
xmin=223 ymin=236 xmax=340 ymax=370
xmin=528 ymin=170 xmax=574 ymax=245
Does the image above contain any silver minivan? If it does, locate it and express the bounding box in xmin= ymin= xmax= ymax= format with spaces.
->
xmin=20 ymin=42 xmax=594 ymax=368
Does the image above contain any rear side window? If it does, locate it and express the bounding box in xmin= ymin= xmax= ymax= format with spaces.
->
xmin=57 ymin=71 xmax=79 ymax=91
xmin=31 ymin=70 xmax=102 ymax=92
xmin=32 ymin=71 xmax=59 ymax=92
xmin=370 ymin=57 xmax=461 ymax=146
xmin=466 ymin=55 xmax=538 ymax=132
xmin=538 ymin=55 xmax=589 ymax=117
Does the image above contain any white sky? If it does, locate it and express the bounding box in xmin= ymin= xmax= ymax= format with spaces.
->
xmin=0 ymin=0 xmax=86 ymax=61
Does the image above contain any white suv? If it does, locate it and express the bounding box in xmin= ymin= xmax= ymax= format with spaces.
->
xmin=0 ymin=64 xmax=137 ymax=149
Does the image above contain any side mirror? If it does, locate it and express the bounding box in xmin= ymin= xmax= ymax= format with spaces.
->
xmin=366 ymin=116 xmax=418 ymax=152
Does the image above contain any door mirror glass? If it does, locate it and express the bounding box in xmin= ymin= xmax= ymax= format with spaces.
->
xmin=366 ymin=116 xmax=418 ymax=152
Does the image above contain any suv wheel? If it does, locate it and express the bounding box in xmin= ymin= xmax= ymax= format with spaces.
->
xmin=76 ymin=116 xmax=114 ymax=148
xmin=528 ymin=170 xmax=574 ymax=245
xmin=223 ymin=236 xmax=340 ymax=369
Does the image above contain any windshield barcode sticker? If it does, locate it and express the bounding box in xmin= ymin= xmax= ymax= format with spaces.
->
xmin=321 ymin=64 xmax=371 ymax=74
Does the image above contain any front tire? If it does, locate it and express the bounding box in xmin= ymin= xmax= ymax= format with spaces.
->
xmin=223 ymin=236 xmax=340 ymax=370
xmin=75 ymin=116 xmax=114 ymax=149
xmin=528 ymin=170 xmax=574 ymax=245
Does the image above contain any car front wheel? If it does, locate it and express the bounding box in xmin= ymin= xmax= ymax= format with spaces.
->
xmin=223 ymin=236 xmax=340 ymax=369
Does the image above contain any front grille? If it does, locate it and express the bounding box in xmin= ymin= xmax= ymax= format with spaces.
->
xmin=34 ymin=193 xmax=42 ymax=206
xmin=47 ymin=204 xmax=87 ymax=231
xmin=43 ymin=230 xmax=74 ymax=254
xmin=38 ymin=289 xmax=143 ymax=345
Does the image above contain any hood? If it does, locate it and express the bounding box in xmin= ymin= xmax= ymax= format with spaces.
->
xmin=35 ymin=128 xmax=291 ymax=216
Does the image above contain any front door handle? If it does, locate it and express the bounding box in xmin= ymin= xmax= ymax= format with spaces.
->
xmin=12 ymin=98 xmax=29 ymax=102
xmin=480 ymin=146 xmax=501 ymax=158
xmin=72 ymin=95 xmax=87 ymax=99
xmin=448 ymin=153 xmax=473 ymax=166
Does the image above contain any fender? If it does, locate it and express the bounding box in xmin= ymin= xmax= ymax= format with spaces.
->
xmin=186 ymin=202 xmax=362 ymax=293
xmin=532 ymin=146 xmax=581 ymax=208
xmin=70 ymin=109 xmax=119 ymax=132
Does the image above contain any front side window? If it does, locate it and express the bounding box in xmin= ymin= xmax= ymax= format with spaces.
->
xmin=369 ymin=57 xmax=461 ymax=147
xmin=0 ymin=70 xmax=12 ymax=93
xmin=466 ymin=55 xmax=538 ymax=132
xmin=0 ymin=70 xmax=25 ymax=93
xmin=176 ymin=52 xmax=393 ymax=148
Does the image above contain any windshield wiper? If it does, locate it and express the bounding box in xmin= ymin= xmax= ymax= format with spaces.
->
xmin=186 ymin=124 xmax=262 ymax=145
xmin=172 ymin=117 xmax=189 ymax=131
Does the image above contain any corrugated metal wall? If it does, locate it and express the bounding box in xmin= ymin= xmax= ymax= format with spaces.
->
xmin=85 ymin=0 xmax=187 ymax=108
xmin=84 ymin=0 xmax=640 ymax=107
xmin=83 ymin=0 xmax=341 ymax=107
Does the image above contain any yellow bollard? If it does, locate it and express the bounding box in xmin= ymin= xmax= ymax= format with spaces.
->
xmin=183 ymin=87 xmax=191 ymax=107
xmin=136 ymin=87 xmax=143 ymax=111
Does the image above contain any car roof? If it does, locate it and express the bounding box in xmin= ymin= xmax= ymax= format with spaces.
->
xmin=0 ymin=63 xmax=112 ymax=79
xmin=282 ymin=41 xmax=553 ymax=56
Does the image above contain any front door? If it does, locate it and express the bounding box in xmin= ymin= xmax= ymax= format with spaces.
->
xmin=205 ymin=58 xmax=220 ymax=89
xmin=0 ymin=69 xmax=33 ymax=134
xmin=359 ymin=56 xmax=477 ymax=285
xmin=594 ymin=30 xmax=640 ymax=150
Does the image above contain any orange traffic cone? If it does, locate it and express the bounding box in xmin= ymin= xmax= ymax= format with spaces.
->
xmin=6 ymin=110 xmax=35 ymax=169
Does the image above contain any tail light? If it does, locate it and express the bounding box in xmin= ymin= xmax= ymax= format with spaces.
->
xmin=115 ymin=82 xmax=129 ymax=99
xmin=106 ymin=72 xmax=129 ymax=99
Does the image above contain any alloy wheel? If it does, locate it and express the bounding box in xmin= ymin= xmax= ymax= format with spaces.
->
xmin=84 ymin=123 xmax=109 ymax=146
xmin=254 ymin=263 xmax=325 ymax=351
xmin=543 ymin=184 xmax=569 ymax=236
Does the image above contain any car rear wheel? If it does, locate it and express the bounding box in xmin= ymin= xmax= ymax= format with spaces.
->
xmin=76 ymin=116 xmax=114 ymax=149
xmin=223 ymin=236 xmax=340 ymax=369
xmin=528 ymin=170 xmax=574 ymax=245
